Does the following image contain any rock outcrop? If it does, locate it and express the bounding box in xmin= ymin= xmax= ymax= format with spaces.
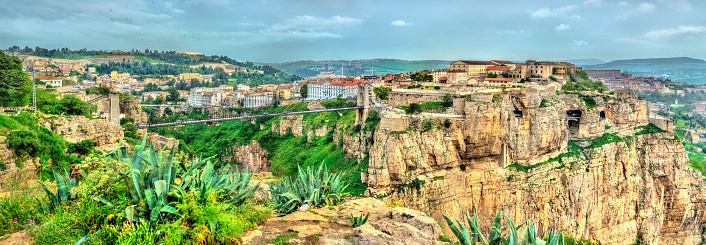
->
xmin=221 ymin=140 xmax=271 ymax=173
xmin=242 ymin=198 xmax=449 ymax=245
xmin=39 ymin=115 xmax=124 ymax=151
xmin=363 ymin=93 xmax=706 ymax=244
xmin=120 ymin=97 xmax=148 ymax=123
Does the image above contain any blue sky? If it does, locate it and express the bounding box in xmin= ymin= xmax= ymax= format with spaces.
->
xmin=1 ymin=0 xmax=705 ymax=62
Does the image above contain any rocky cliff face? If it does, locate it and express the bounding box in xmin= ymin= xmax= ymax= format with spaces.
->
xmin=39 ymin=115 xmax=124 ymax=151
xmin=363 ymin=94 xmax=706 ymax=244
xmin=221 ymin=140 xmax=271 ymax=173
xmin=120 ymin=97 xmax=148 ymax=123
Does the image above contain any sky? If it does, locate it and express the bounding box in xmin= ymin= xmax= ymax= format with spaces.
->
xmin=1 ymin=0 xmax=705 ymax=63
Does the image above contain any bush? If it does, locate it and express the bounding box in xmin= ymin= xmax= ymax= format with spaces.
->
xmin=120 ymin=117 xmax=134 ymax=126
xmin=7 ymin=129 xmax=41 ymax=158
xmin=635 ymin=123 xmax=667 ymax=135
xmin=578 ymin=95 xmax=596 ymax=110
xmin=122 ymin=123 xmax=138 ymax=138
xmin=67 ymin=139 xmax=98 ymax=155
xmin=405 ymin=103 xmax=422 ymax=114
xmin=444 ymin=119 xmax=452 ymax=128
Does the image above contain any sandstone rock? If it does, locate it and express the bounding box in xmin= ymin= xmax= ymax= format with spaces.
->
xmin=363 ymin=94 xmax=705 ymax=244
xmin=276 ymin=211 xmax=327 ymax=222
xmin=39 ymin=115 xmax=124 ymax=151
xmin=291 ymin=225 xmax=322 ymax=238
xmin=241 ymin=229 xmax=262 ymax=244
xmin=352 ymin=207 xmax=447 ymax=245
xmin=221 ymin=140 xmax=270 ymax=173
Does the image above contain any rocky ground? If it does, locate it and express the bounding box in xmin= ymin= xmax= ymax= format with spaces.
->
xmin=241 ymin=198 xmax=449 ymax=245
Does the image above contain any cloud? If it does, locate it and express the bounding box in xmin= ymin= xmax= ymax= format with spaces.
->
xmin=657 ymin=0 xmax=692 ymax=12
xmin=644 ymin=26 xmax=706 ymax=38
xmin=530 ymin=5 xmax=578 ymax=19
xmin=574 ymin=40 xmax=589 ymax=46
xmin=390 ymin=20 xmax=413 ymax=26
xmin=555 ymin=24 xmax=571 ymax=31
xmin=617 ymin=2 xmax=655 ymax=20
xmin=583 ymin=0 xmax=602 ymax=6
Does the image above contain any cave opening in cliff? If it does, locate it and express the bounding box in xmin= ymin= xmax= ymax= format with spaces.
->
xmin=600 ymin=111 xmax=606 ymax=119
xmin=513 ymin=110 xmax=522 ymax=118
xmin=567 ymin=110 xmax=582 ymax=118
xmin=568 ymin=119 xmax=579 ymax=133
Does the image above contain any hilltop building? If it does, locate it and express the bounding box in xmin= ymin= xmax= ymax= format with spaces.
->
xmin=307 ymin=80 xmax=360 ymax=100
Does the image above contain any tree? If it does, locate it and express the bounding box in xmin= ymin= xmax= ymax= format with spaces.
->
xmin=300 ymin=84 xmax=308 ymax=98
xmin=442 ymin=93 xmax=453 ymax=107
xmin=405 ymin=103 xmax=422 ymax=114
xmin=0 ymin=50 xmax=31 ymax=106
xmin=373 ymin=86 xmax=390 ymax=100
xmin=167 ymin=89 xmax=179 ymax=102
xmin=157 ymin=95 xmax=167 ymax=104
xmin=486 ymin=73 xmax=498 ymax=78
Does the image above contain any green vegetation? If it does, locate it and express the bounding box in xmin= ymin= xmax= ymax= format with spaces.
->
xmin=269 ymin=164 xmax=347 ymax=214
xmin=3 ymin=112 xmax=83 ymax=179
xmin=508 ymin=141 xmax=582 ymax=172
xmin=373 ymin=86 xmax=391 ymax=100
xmin=300 ymin=83 xmax=308 ymax=98
xmin=563 ymin=234 xmax=599 ymax=245
xmin=578 ymin=95 xmax=596 ymax=110
xmin=443 ymin=210 xmax=565 ymax=245
xmin=405 ymin=103 xmax=423 ymax=114
xmin=320 ymin=96 xmax=356 ymax=108
xmin=349 ymin=212 xmax=369 ymax=228
xmin=634 ymin=123 xmax=667 ymax=135
xmin=36 ymin=90 xmax=97 ymax=117
xmin=411 ymin=73 xmax=432 ymax=82
xmin=17 ymin=136 xmax=277 ymax=244
xmin=0 ymin=50 xmax=32 ymax=107
xmin=540 ymin=99 xmax=552 ymax=108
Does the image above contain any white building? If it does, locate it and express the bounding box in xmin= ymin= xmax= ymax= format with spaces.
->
xmin=237 ymin=84 xmax=250 ymax=91
xmin=243 ymin=95 xmax=273 ymax=108
xmin=307 ymin=80 xmax=359 ymax=100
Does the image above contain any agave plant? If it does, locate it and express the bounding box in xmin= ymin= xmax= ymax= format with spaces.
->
xmin=176 ymin=159 xmax=259 ymax=206
xmin=37 ymin=168 xmax=77 ymax=213
xmin=269 ymin=164 xmax=348 ymax=215
xmin=95 ymin=134 xmax=181 ymax=223
xmin=349 ymin=212 xmax=370 ymax=228
xmin=444 ymin=210 xmax=565 ymax=245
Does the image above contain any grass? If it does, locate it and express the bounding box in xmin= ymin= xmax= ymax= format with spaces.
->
xmin=265 ymin=232 xmax=298 ymax=245
xmin=635 ymin=123 xmax=667 ymax=135
xmin=507 ymin=141 xmax=583 ymax=172
xmin=578 ymin=95 xmax=596 ymax=110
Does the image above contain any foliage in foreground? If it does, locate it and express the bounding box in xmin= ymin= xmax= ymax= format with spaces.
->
xmin=443 ymin=210 xmax=565 ymax=245
xmin=349 ymin=212 xmax=369 ymax=228
xmin=269 ymin=164 xmax=348 ymax=215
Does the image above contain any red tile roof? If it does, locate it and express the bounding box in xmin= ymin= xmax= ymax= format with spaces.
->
xmin=457 ymin=60 xmax=494 ymax=65
xmin=486 ymin=66 xmax=512 ymax=71
xmin=484 ymin=78 xmax=514 ymax=82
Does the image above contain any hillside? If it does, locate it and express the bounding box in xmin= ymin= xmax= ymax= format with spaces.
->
xmin=263 ymin=59 xmax=452 ymax=77
xmin=583 ymin=57 xmax=706 ymax=72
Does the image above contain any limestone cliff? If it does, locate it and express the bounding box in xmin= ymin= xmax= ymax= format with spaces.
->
xmin=120 ymin=97 xmax=148 ymax=123
xmin=221 ymin=140 xmax=271 ymax=173
xmin=39 ymin=115 xmax=124 ymax=151
xmin=363 ymin=92 xmax=705 ymax=244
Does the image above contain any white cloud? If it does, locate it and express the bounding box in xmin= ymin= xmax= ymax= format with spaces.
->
xmin=530 ymin=5 xmax=578 ymax=19
xmin=657 ymin=0 xmax=692 ymax=12
xmin=555 ymin=24 xmax=571 ymax=31
xmin=583 ymin=0 xmax=602 ymax=7
xmin=617 ymin=2 xmax=655 ymax=20
xmin=574 ymin=40 xmax=589 ymax=46
xmin=644 ymin=26 xmax=706 ymax=38
xmin=269 ymin=15 xmax=363 ymax=32
xmin=390 ymin=20 xmax=413 ymax=26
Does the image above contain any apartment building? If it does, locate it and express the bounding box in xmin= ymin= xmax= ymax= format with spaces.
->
xmin=307 ymin=80 xmax=359 ymax=100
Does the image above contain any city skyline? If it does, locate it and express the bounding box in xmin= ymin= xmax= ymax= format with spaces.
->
xmin=1 ymin=0 xmax=705 ymax=63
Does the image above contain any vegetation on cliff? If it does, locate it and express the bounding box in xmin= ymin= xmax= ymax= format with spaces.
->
xmin=0 ymin=50 xmax=32 ymax=107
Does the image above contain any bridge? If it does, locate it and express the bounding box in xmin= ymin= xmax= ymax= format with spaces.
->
xmin=136 ymin=106 xmax=364 ymax=129
xmin=136 ymin=83 xmax=374 ymax=129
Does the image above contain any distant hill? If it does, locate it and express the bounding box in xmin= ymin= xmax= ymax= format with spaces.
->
xmin=558 ymin=59 xmax=605 ymax=66
xmin=583 ymin=57 xmax=706 ymax=72
xmin=264 ymin=59 xmax=452 ymax=77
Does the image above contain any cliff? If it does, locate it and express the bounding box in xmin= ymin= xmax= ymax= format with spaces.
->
xmin=221 ymin=140 xmax=271 ymax=173
xmin=39 ymin=115 xmax=124 ymax=151
xmin=120 ymin=97 xmax=148 ymax=123
xmin=363 ymin=93 xmax=705 ymax=244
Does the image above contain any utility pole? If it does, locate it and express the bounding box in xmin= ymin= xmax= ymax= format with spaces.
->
xmin=32 ymin=63 xmax=36 ymax=111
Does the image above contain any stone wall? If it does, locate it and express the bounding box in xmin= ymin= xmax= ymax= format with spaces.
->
xmin=388 ymin=91 xmax=445 ymax=107
xmin=39 ymin=115 xmax=124 ymax=151
xmin=221 ymin=140 xmax=270 ymax=173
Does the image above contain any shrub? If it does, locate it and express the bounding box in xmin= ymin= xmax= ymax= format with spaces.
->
xmin=269 ymin=164 xmax=348 ymax=215
xmin=578 ymin=95 xmax=596 ymax=110
xmin=373 ymin=86 xmax=391 ymax=100
xmin=634 ymin=123 xmax=667 ymax=135
xmin=120 ymin=117 xmax=135 ymax=126
xmin=7 ymin=129 xmax=41 ymax=158
xmin=444 ymin=119 xmax=452 ymax=128
xmin=67 ymin=139 xmax=98 ymax=155
xmin=405 ymin=103 xmax=422 ymax=114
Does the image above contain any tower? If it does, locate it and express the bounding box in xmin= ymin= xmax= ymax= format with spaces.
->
xmin=32 ymin=64 xmax=36 ymax=111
